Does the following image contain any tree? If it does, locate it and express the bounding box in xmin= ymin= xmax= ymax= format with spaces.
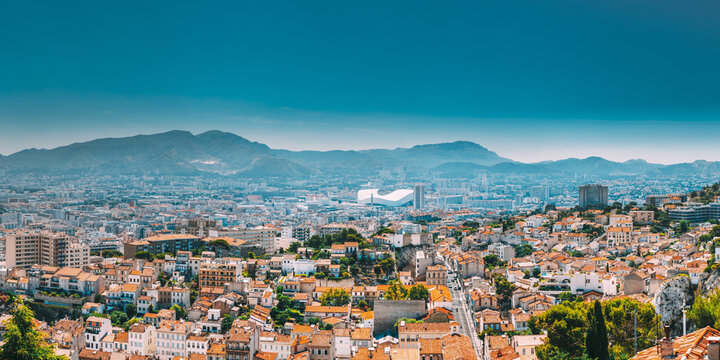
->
xmin=110 ymin=311 xmax=128 ymax=326
xmin=536 ymin=298 xmax=659 ymax=360
xmin=287 ymin=242 xmax=301 ymax=254
xmin=515 ymin=244 xmax=534 ymax=258
xmin=379 ymin=258 xmax=396 ymax=275
xmin=101 ymin=250 xmax=123 ymax=258
xmin=209 ymin=239 xmax=230 ymax=250
xmin=484 ymin=255 xmax=507 ymax=269
xmin=535 ymin=301 xmax=588 ymax=359
xmin=134 ymin=251 xmax=154 ymax=260
xmin=320 ymin=288 xmax=350 ymax=306
xmin=558 ymin=292 xmax=578 ymax=303
xmin=221 ymin=314 xmax=234 ymax=333
xmin=676 ymin=220 xmax=690 ymax=234
xmin=124 ymin=303 xmax=137 ymax=318
xmin=0 ymin=299 xmax=66 ymax=360
xmin=493 ymin=274 xmax=516 ymax=309
xmin=385 ymin=280 xmax=409 ymax=300
xmin=586 ymin=300 xmax=609 ymax=360
xmin=171 ymin=304 xmax=187 ymax=320
xmin=602 ymin=298 xmax=660 ymax=357
xmin=350 ymin=264 xmax=360 ymax=276
xmin=688 ymin=289 xmax=720 ymax=329
xmin=407 ymin=284 xmax=430 ymax=301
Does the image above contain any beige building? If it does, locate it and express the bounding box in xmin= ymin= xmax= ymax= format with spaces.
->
xmin=4 ymin=230 xmax=89 ymax=269
xmin=426 ymin=265 xmax=448 ymax=286
xmin=512 ymin=334 xmax=547 ymax=360
xmin=209 ymin=227 xmax=276 ymax=254
xmin=629 ymin=210 xmax=655 ymax=224
xmin=199 ymin=262 xmax=240 ymax=287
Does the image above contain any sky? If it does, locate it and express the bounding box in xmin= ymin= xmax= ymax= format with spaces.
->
xmin=1 ymin=0 xmax=720 ymax=164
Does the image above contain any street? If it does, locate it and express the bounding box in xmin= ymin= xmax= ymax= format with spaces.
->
xmin=446 ymin=263 xmax=483 ymax=359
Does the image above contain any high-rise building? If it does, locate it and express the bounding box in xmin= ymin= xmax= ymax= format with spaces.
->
xmin=579 ymin=184 xmax=609 ymax=208
xmin=414 ymin=183 xmax=425 ymax=210
xmin=4 ymin=230 xmax=89 ymax=269
xmin=531 ymin=185 xmax=550 ymax=203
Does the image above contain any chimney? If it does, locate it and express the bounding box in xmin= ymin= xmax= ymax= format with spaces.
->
xmin=659 ymin=325 xmax=674 ymax=358
xmin=708 ymin=336 xmax=720 ymax=360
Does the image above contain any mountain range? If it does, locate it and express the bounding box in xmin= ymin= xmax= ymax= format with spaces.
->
xmin=1 ymin=130 xmax=718 ymax=178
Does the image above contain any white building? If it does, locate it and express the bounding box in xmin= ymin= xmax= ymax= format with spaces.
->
xmin=357 ymin=189 xmax=414 ymax=207
xmin=156 ymin=321 xmax=193 ymax=360
xmin=128 ymin=323 xmax=156 ymax=355
xmin=85 ymin=316 xmax=112 ymax=351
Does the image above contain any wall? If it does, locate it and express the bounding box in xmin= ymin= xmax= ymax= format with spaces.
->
xmin=373 ymin=299 xmax=427 ymax=336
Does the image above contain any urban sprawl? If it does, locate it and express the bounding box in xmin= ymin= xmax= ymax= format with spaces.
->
xmin=2 ymin=174 xmax=720 ymax=360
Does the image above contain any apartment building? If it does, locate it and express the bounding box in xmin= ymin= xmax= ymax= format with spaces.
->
xmin=607 ymin=226 xmax=633 ymax=246
xmin=85 ymin=316 xmax=112 ymax=351
xmin=629 ymin=210 xmax=655 ymax=224
xmin=124 ymin=234 xmax=201 ymax=258
xmin=668 ymin=202 xmax=720 ymax=222
xmin=26 ymin=265 xmax=105 ymax=299
xmin=128 ymin=323 xmax=156 ymax=355
xmin=4 ymin=230 xmax=89 ymax=269
xmin=209 ymin=227 xmax=276 ymax=254
xmin=426 ymin=265 xmax=448 ymax=286
xmin=156 ymin=320 xmax=194 ymax=360
xmin=226 ymin=325 xmax=257 ymax=360
xmin=199 ymin=262 xmax=240 ymax=287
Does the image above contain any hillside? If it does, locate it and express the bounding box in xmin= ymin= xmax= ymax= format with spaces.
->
xmin=3 ymin=130 xmax=720 ymax=178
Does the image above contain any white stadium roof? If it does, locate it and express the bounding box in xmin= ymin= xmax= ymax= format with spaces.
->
xmin=357 ymin=188 xmax=414 ymax=207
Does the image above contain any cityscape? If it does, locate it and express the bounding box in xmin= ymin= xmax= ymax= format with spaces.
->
xmin=3 ymin=2 xmax=720 ymax=360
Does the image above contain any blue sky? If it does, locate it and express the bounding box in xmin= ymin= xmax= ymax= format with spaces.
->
xmin=1 ymin=0 xmax=720 ymax=163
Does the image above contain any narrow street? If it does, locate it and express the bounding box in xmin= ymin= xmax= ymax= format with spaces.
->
xmin=446 ymin=263 xmax=483 ymax=359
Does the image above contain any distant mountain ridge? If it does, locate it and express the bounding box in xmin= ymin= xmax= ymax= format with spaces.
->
xmin=1 ymin=130 xmax=719 ymax=178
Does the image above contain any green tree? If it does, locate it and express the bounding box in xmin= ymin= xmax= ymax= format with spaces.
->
xmin=493 ymin=274 xmax=516 ymax=309
xmin=535 ymin=301 xmax=588 ymax=359
xmin=124 ymin=303 xmax=137 ymax=318
xmin=350 ymin=264 xmax=360 ymax=276
xmin=0 ymin=299 xmax=66 ymax=360
xmin=134 ymin=251 xmax=154 ymax=260
xmin=688 ymin=289 xmax=720 ymax=329
xmin=515 ymin=244 xmax=534 ymax=258
xmin=210 ymin=239 xmax=230 ymax=250
xmin=558 ymin=292 xmax=578 ymax=303
xmin=110 ymin=311 xmax=128 ymax=326
xmin=407 ymin=284 xmax=430 ymax=301
xmin=676 ymin=221 xmax=689 ymax=234
xmin=221 ymin=314 xmax=234 ymax=333
xmin=385 ymin=280 xmax=408 ymax=300
xmin=101 ymin=250 xmax=123 ymax=258
xmin=586 ymin=300 xmax=609 ymax=360
xmin=602 ymin=298 xmax=661 ymax=357
xmin=287 ymin=242 xmax=301 ymax=254
xmin=320 ymin=288 xmax=350 ymax=306
xmin=379 ymin=258 xmax=396 ymax=275
xmin=171 ymin=304 xmax=187 ymax=319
